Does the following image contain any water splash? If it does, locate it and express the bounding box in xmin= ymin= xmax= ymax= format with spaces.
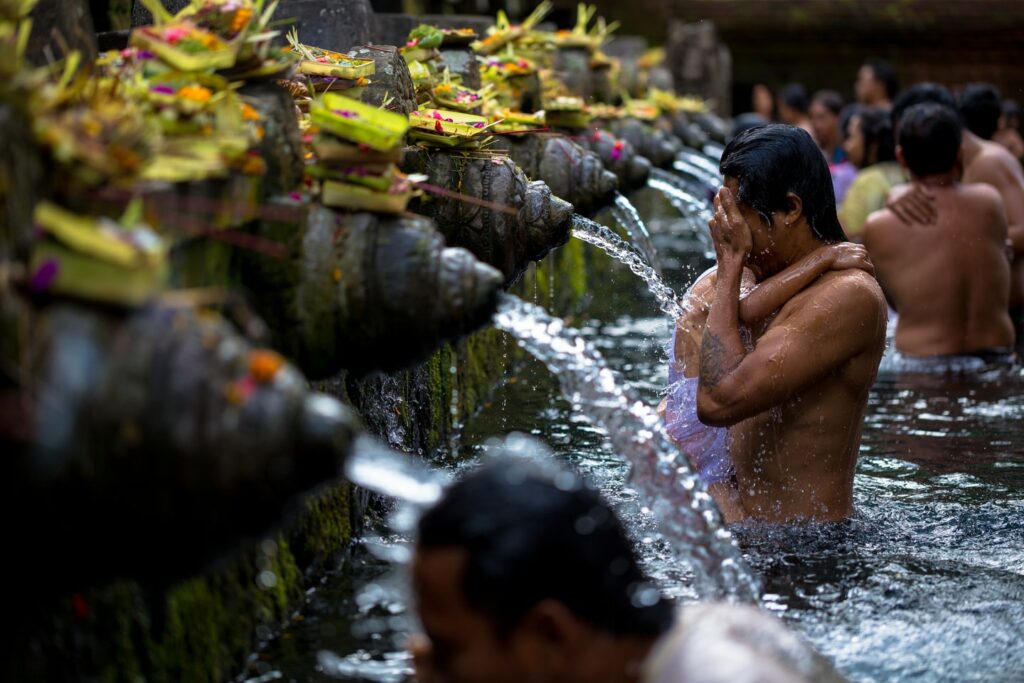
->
xmin=570 ymin=215 xmax=685 ymax=319
xmin=343 ymin=435 xmax=447 ymax=509
xmin=612 ymin=191 xmax=661 ymax=274
xmin=493 ymin=293 xmax=761 ymax=602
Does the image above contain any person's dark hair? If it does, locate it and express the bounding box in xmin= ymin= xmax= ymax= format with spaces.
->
xmin=863 ymin=58 xmax=899 ymax=99
xmin=812 ymin=90 xmax=844 ymax=116
xmin=779 ymin=83 xmax=809 ymax=114
xmin=840 ymin=103 xmax=863 ymax=140
xmin=958 ymin=83 xmax=1002 ymax=140
xmin=857 ymin=107 xmax=897 ymax=166
xmin=418 ymin=459 xmax=673 ymax=638
xmin=891 ymin=82 xmax=957 ymax=132
xmin=719 ymin=123 xmax=846 ymax=242
xmin=898 ymin=103 xmax=962 ymax=177
xmin=1003 ymin=99 xmax=1022 ymax=130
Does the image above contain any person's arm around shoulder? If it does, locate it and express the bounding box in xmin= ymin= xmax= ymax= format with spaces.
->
xmin=739 ymin=243 xmax=874 ymax=326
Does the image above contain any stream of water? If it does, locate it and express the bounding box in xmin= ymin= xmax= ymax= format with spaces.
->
xmin=611 ymin=191 xmax=661 ymax=274
xmin=570 ymin=214 xmax=685 ymax=319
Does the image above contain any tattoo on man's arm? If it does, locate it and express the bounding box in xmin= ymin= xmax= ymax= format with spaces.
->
xmin=699 ymin=331 xmax=727 ymax=389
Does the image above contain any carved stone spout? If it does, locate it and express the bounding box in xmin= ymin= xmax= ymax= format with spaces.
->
xmin=402 ymin=149 xmax=573 ymax=283
xmin=2 ymin=294 xmax=361 ymax=588
xmin=240 ymin=202 xmax=504 ymax=377
xmin=608 ymin=118 xmax=682 ymax=169
xmin=576 ymin=129 xmax=652 ymax=191
xmin=490 ymin=134 xmax=618 ymax=215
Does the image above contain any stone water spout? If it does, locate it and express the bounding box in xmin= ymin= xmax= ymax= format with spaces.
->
xmin=1 ymin=293 xmax=361 ymax=588
xmin=577 ymin=128 xmax=652 ymax=192
xmin=607 ymin=117 xmax=683 ymax=169
xmin=402 ymin=148 xmax=573 ymax=283
xmin=489 ymin=134 xmax=618 ymax=215
xmin=240 ymin=201 xmax=504 ymax=378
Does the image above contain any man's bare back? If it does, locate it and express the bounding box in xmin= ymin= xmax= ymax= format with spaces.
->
xmin=865 ymin=182 xmax=1014 ymax=356
xmin=962 ymin=133 xmax=1024 ymax=306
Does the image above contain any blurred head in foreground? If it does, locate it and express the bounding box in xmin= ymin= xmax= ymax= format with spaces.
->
xmin=410 ymin=457 xmax=672 ymax=683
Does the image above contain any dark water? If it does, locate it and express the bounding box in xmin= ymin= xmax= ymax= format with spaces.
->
xmin=247 ymin=189 xmax=1024 ymax=683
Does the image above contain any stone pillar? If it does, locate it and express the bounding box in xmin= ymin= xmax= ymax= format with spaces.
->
xmin=666 ymin=20 xmax=732 ymax=116
xmin=25 ymin=0 xmax=97 ymax=66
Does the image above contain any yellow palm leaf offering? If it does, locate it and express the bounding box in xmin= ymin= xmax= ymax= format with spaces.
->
xmin=471 ymin=1 xmax=552 ymax=55
xmin=30 ymin=202 xmax=168 ymax=306
xmin=308 ymin=94 xmax=420 ymax=214
xmin=431 ymin=79 xmax=493 ymax=113
xmin=489 ymin=108 xmax=545 ymax=134
xmin=542 ymin=96 xmax=592 ymax=129
xmin=408 ymin=108 xmax=497 ymax=149
xmin=130 ymin=21 xmax=239 ymax=71
xmin=284 ymin=29 xmax=374 ymax=79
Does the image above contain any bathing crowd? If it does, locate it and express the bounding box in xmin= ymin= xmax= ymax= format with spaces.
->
xmin=408 ymin=60 xmax=1024 ymax=682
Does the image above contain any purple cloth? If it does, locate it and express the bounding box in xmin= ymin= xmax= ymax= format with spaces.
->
xmin=664 ymin=328 xmax=734 ymax=486
xmin=830 ymin=160 xmax=857 ymax=206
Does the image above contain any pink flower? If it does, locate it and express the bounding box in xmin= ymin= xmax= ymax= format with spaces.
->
xmin=163 ymin=26 xmax=190 ymax=44
xmin=611 ymin=140 xmax=624 ymax=161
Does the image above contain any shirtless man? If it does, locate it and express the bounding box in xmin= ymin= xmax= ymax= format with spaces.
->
xmin=864 ymin=103 xmax=1014 ymax=358
xmin=695 ymin=125 xmax=887 ymax=522
xmin=887 ymin=83 xmax=1024 ymax=344
xmin=662 ymin=242 xmax=874 ymax=522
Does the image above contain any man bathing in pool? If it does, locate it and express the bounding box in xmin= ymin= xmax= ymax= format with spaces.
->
xmin=681 ymin=125 xmax=887 ymax=523
xmin=662 ymin=241 xmax=876 ymax=521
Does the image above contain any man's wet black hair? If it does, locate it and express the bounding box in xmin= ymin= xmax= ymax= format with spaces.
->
xmin=779 ymin=83 xmax=809 ymax=114
xmin=812 ymin=90 xmax=844 ymax=116
xmin=898 ymin=103 xmax=962 ymax=177
xmin=863 ymin=58 xmax=899 ymax=100
xmin=418 ymin=459 xmax=673 ymax=638
xmin=959 ymin=83 xmax=1002 ymax=140
xmin=857 ymin=107 xmax=897 ymax=165
xmin=891 ymin=82 xmax=957 ymax=133
xmin=719 ymin=123 xmax=847 ymax=242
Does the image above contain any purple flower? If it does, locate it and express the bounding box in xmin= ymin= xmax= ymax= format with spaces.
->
xmin=30 ymin=259 xmax=59 ymax=292
xmin=472 ymin=122 xmax=485 ymax=129
xmin=150 ymin=84 xmax=175 ymax=95
xmin=137 ymin=50 xmax=155 ymax=60
xmin=332 ymin=109 xmax=358 ymax=119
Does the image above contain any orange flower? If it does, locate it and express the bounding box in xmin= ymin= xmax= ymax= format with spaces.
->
xmin=249 ymin=349 xmax=285 ymax=383
xmin=241 ymin=103 xmax=260 ymax=121
xmin=177 ymin=85 xmax=213 ymax=103
xmin=231 ymin=7 xmax=253 ymax=34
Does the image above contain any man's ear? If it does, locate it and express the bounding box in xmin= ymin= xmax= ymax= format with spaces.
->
xmin=896 ymin=145 xmax=908 ymax=170
xmin=783 ymin=192 xmax=803 ymax=226
xmin=517 ymin=600 xmax=589 ymax=673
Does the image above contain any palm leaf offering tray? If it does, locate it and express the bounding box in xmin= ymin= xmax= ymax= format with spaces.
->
xmin=409 ymin=108 xmax=497 ymax=148
xmin=308 ymin=93 xmax=419 ymax=213
xmin=625 ymin=100 xmax=660 ymax=121
xmin=472 ymin=1 xmax=551 ymax=55
xmin=284 ymin=29 xmax=375 ymax=79
xmin=439 ymin=27 xmax=478 ymax=46
xmin=480 ymin=54 xmax=537 ymax=80
xmin=30 ymin=201 xmax=168 ymax=306
xmin=542 ymin=96 xmax=591 ymax=129
xmin=130 ymin=21 xmax=239 ymax=71
xmin=311 ymin=93 xmax=409 ymax=152
xmin=587 ymin=103 xmax=624 ymax=121
xmin=489 ymin=108 xmax=545 ymax=133
xmin=431 ymin=81 xmax=493 ymax=113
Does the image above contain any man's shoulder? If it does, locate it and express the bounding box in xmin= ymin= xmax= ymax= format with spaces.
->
xmin=782 ymin=268 xmax=886 ymax=321
xmin=969 ymin=142 xmax=1024 ymax=184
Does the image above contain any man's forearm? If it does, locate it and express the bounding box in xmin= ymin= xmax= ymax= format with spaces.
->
xmin=699 ymin=259 xmax=747 ymax=391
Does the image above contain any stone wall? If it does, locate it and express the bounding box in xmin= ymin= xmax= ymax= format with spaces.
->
xmin=11 ymin=235 xmax=604 ymax=682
